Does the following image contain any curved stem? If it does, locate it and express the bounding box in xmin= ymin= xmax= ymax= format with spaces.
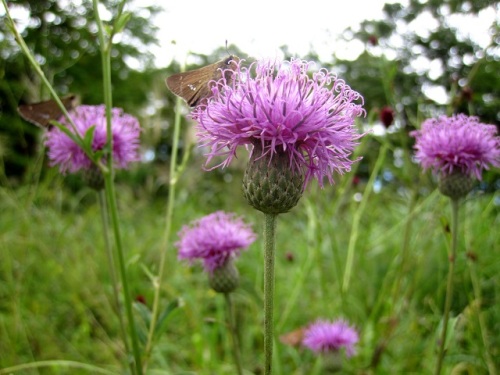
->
xmin=98 ymin=191 xmax=129 ymax=356
xmin=0 ymin=360 xmax=119 ymax=375
xmin=224 ymin=293 xmax=244 ymax=375
xmin=264 ymin=213 xmax=277 ymax=375
xmin=467 ymin=259 xmax=497 ymax=375
xmin=342 ymin=141 xmax=388 ymax=293
xmin=103 ymin=172 xmax=142 ymax=375
xmin=434 ymin=198 xmax=459 ymax=375
xmin=142 ymin=96 xmax=184 ymax=370
xmin=93 ymin=1 xmax=142 ymax=374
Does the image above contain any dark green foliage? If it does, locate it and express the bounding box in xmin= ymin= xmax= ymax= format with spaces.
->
xmin=0 ymin=0 xmax=162 ymax=179
xmin=334 ymin=0 xmax=499 ymax=126
xmin=0 ymin=0 xmax=499 ymax=372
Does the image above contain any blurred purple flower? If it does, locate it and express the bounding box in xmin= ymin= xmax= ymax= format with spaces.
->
xmin=192 ymin=58 xmax=366 ymax=188
xmin=45 ymin=105 xmax=141 ymax=174
xmin=302 ymin=319 xmax=359 ymax=357
xmin=411 ymin=114 xmax=500 ymax=179
xmin=176 ymin=211 xmax=256 ymax=272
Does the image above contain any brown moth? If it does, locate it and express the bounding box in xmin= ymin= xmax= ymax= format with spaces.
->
xmin=18 ymin=95 xmax=78 ymax=128
xmin=166 ymin=55 xmax=239 ymax=107
xmin=279 ymin=327 xmax=305 ymax=347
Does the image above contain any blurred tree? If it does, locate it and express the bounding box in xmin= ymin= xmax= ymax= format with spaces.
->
xmin=332 ymin=0 xmax=499 ymax=126
xmin=0 ymin=0 xmax=164 ymax=181
xmin=312 ymin=0 xmax=499 ymax=192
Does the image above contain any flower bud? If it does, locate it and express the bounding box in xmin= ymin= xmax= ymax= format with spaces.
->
xmin=208 ymin=259 xmax=240 ymax=294
xmin=82 ymin=165 xmax=105 ymax=190
xmin=242 ymin=143 xmax=303 ymax=215
xmin=438 ymin=171 xmax=474 ymax=199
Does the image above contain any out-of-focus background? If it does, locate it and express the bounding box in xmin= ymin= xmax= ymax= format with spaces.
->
xmin=1 ymin=1 xmax=499 ymax=374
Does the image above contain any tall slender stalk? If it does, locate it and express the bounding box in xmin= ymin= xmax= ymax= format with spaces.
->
xmin=97 ymin=191 xmax=129 ymax=356
xmin=342 ymin=141 xmax=388 ymax=293
xmin=467 ymin=257 xmax=497 ymax=375
xmin=264 ymin=213 xmax=277 ymax=375
xmin=93 ymin=1 xmax=142 ymax=374
xmin=224 ymin=293 xmax=244 ymax=375
xmin=142 ymin=95 xmax=184 ymax=370
xmin=434 ymin=198 xmax=459 ymax=375
xmin=463 ymin=201 xmax=498 ymax=375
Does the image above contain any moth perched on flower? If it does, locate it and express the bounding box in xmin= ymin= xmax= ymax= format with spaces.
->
xmin=190 ymin=58 xmax=366 ymax=214
xmin=192 ymin=58 xmax=366 ymax=189
xmin=166 ymin=55 xmax=240 ymax=107
xmin=18 ymin=95 xmax=78 ymax=128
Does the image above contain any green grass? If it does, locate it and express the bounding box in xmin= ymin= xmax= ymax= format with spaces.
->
xmin=1 ymin=149 xmax=499 ymax=374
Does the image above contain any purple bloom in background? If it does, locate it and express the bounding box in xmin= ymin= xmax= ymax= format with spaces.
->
xmin=176 ymin=211 xmax=256 ymax=272
xmin=411 ymin=114 xmax=500 ymax=180
xmin=302 ymin=319 xmax=359 ymax=357
xmin=45 ymin=105 xmax=141 ymax=174
xmin=192 ymin=58 xmax=366 ymax=188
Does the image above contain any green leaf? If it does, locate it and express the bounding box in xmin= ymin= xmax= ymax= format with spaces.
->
xmin=103 ymin=24 xmax=113 ymax=37
xmin=435 ymin=315 xmax=460 ymax=350
xmin=154 ymin=298 xmax=183 ymax=338
xmin=113 ymin=12 xmax=132 ymax=36
xmin=82 ymin=125 xmax=96 ymax=153
xmin=136 ymin=323 xmax=148 ymax=346
xmin=133 ymin=300 xmax=152 ymax=327
xmin=51 ymin=120 xmax=82 ymax=146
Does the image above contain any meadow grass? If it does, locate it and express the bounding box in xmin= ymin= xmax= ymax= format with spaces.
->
xmin=1 ymin=143 xmax=498 ymax=374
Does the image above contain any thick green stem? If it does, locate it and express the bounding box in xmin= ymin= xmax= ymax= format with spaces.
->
xmin=264 ymin=213 xmax=277 ymax=375
xmin=103 ymin=173 xmax=142 ymax=375
xmin=97 ymin=191 xmax=129 ymax=356
xmin=93 ymin=1 xmax=142 ymax=374
xmin=434 ymin=198 xmax=459 ymax=375
xmin=224 ymin=293 xmax=244 ymax=375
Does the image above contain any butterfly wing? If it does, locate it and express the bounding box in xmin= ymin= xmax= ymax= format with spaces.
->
xmin=166 ymin=55 xmax=239 ymax=107
xmin=279 ymin=327 xmax=305 ymax=347
xmin=18 ymin=95 xmax=77 ymax=128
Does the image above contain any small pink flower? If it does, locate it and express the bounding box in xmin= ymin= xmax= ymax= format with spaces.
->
xmin=411 ymin=114 xmax=500 ymax=179
xmin=45 ymin=105 xmax=140 ymax=174
xmin=302 ymin=319 xmax=359 ymax=357
xmin=176 ymin=211 xmax=256 ymax=272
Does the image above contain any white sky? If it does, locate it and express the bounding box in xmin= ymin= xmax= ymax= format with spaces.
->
xmin=136 ymin=0 xmax=389 ymax=67
xmin=3 ymin=0 xmax=496 ymax=69
xmin=131 ymin=0 xmax=497 ymax=72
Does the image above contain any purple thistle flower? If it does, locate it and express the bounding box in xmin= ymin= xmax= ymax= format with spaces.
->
xmin=192 ymin=58 xmax=366 ymax=188
xmin=176 ymin=211 xmax=256 ymax=272
xmin=302 ymin=319 xmax=359 ymax=357
xmin=411 ymin=114 xmax=500 ymax=180
xmin=45 ymin=105 xmax=141 ymax=174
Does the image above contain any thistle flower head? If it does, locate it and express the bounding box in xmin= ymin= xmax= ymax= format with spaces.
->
xmin=302 ymin=319 xmax=359 ymax=357
xmin=45 ymin=105 xmax=141 ymax=174
xmin=176 ymin=211 xmax=256 ymax=272
xmin=411 ymin=114 xmax=500 ymax=180
xmin=192 ymin=58 xmax=366 ymax=188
